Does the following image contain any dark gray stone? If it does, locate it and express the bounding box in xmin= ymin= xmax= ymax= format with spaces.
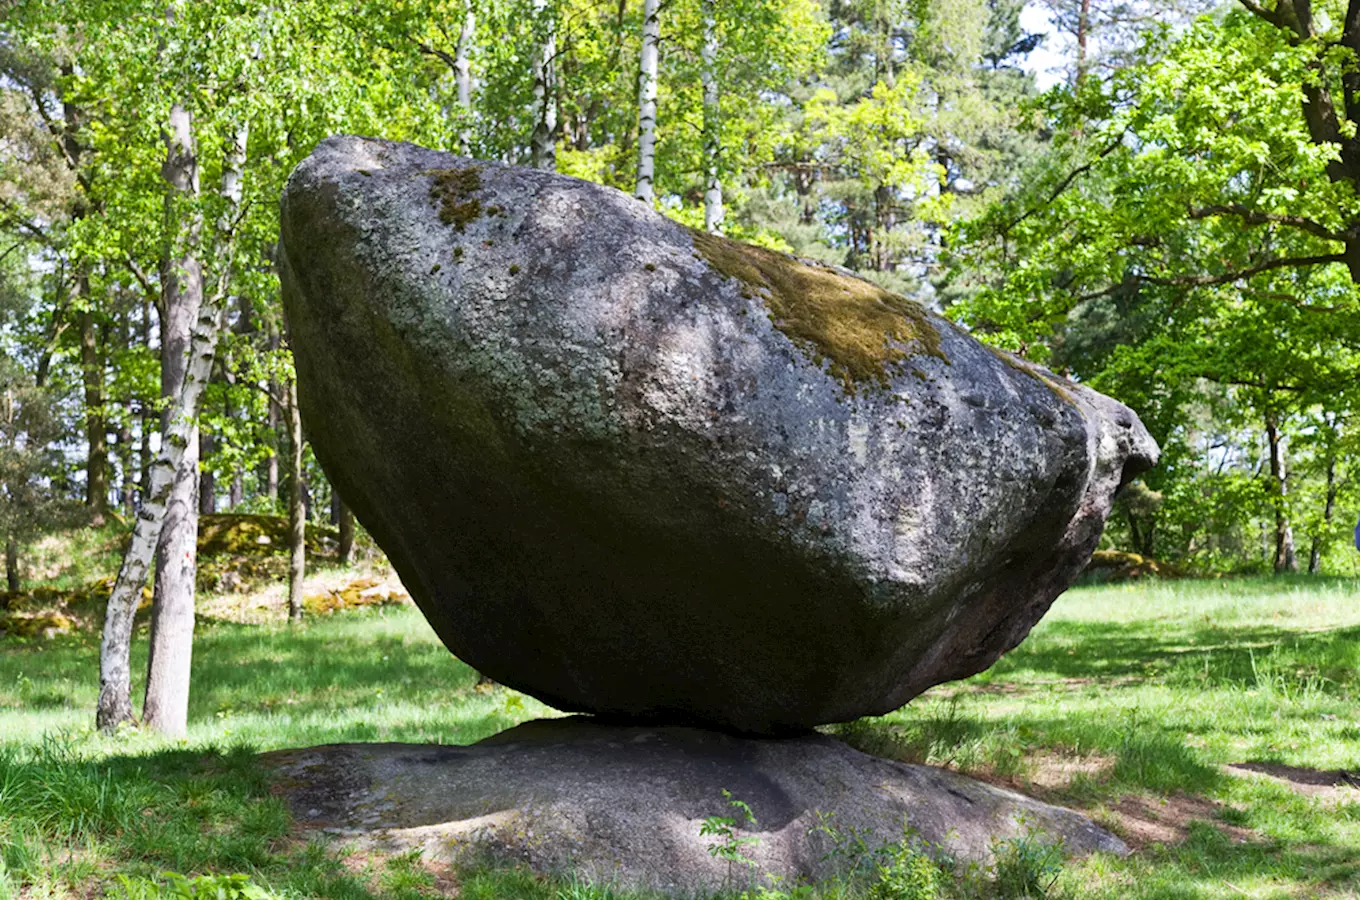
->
xmin=280 ymin=136 xmax=1158 ymax=734
xmin=267 ymin=719 xmax=1129 ymax=894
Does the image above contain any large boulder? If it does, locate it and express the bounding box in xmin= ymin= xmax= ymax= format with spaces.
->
xmin=267 ymin=719 xmax=1128 ymax=894
xmin=280 ymin=136 xmax=1158 ymax=734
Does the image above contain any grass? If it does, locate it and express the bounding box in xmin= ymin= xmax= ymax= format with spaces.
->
xmin=2 ymin=575 xmax=1359 ymax=898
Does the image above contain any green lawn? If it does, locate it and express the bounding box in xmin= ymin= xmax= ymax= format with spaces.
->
xmin=2 ymin=577 xmax=1359 ymax=898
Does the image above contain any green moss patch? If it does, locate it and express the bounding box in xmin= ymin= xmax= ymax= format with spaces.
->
xmin=427 ymin=167 xmax=483 ymax=232
xmin=690 ymin=228 xmax=946 ymax=391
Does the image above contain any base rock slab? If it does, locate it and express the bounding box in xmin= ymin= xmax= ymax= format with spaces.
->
xmin=267 ymin=719 xmax=1128 ymax=893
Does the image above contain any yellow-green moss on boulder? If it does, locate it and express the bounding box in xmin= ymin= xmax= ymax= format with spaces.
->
xmin=690 ymin=228 xmax=945 ymax=391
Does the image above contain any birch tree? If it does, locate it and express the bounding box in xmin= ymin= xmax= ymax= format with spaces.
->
xmin=456 ymin=4 xmax=476 ymax=153
xmin=285 ymin=377 xmax=305 ymax=622
xmin=700 ymin=0 xmax=721 ymax=232
xmin=634 ymin=0 xmax=660 ymax=202
xmin=140 ymin=96 xmax=203 ymax=736
xmin=531 ymin=0 xmax=557 ymax=170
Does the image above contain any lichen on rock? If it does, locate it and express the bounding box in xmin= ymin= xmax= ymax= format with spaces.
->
xmin=689 ymin=228 xmax=946 ymax=391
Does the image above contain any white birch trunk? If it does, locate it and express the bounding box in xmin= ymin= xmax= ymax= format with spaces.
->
xmin=456 ymin=5 xmax=475 ymax=154
xmin=286 ymin=379 xmax=305 ymax=623
xmin=531 ymin=0 xmax=556 ymax=170
xmin=635 ymin=0 xmax=661 ymax=203
xmin=97 ymin=111 xmax=242 ymax=735
xmin=701 ymin=0 xmax=722 ymax=232
xmin=142 ymin=101 xmax=202 ymax=738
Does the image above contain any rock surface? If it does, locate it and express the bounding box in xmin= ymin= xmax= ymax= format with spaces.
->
xmin=280 ymin=136 xmax=1158 ymax=734
xmin=267 ymin=718 xmax=1128 ymax=893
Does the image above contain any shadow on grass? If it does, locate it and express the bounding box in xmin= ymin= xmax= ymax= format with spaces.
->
xmin=985 ymin=619 xmax=1360 ymax=696
xmin=0 ymin=741 xmax=438 ymax=898
xmin=1111 ymin=819 xmax=1360 ymax=900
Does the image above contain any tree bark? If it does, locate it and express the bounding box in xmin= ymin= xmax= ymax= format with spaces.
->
xmin=1265 ymin=413 xmax=1299 ymax=573
xmin=531 ymin=0 xmax=557 ymax=170
xmin=98 ymin=102 xmax=243 ymax=735
xmin=634 ymin=0 xmax=660 ymax=203
xmin=1075 ymin=0 xmax=1091 ymax=85
xmin=96 ymin=291 xmax=223 ymax=732
xmin=118 ymin=307 xmax=136 ymax=515
xmin=226 ymin=392 xmax=243 ymax=508
xmin=139 ymin=299 xmax=155 ymax=506
xmin=198 ymin=431 xmax=215 ymax=514
xmin=144 ymin=100 xmax=204 ymax=738
xmin=456 ymin=4 xmax=475 ymax=153
xmin=701 ymin=0 xmax=722 ymax=233
xmin=338 ymin=496 xmax=355 ymax=565
xmin=266 ymin=408 xmax=280 ymax=501
xmin=80 ymin=303 xmax=108 ymax=524
xmin=286 ymin=379 xmax=305 ymax=623
xmin=1308 ymin=443 xmax=1338 ymax=574
xmin=5 ymin=534 xmax=19 ymax=592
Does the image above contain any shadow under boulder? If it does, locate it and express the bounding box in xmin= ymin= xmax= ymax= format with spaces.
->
xmin=266 ymin=717 xmax=1127 ymax=894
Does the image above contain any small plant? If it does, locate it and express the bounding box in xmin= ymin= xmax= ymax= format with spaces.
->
xmin=989 ymin=824 xmax=1065 ymax=899
xmin=556 ymin=871 xmax=623 ymax=900
xmin=114 ymin=872 xmax=278 ymax=900
xmin=869 ymin=824 xmax=950 ymax=900
xmin=700 ymin=788 xmax=761 ymax=889
xmin=808 ymin=811 xmax=881 ymax=884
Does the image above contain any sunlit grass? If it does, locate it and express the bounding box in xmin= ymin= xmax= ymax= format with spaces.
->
xmin=832 ymin=576 xmax=1360 ymax=899
xmin=3 ymin=576 xmax=1359 ymax=897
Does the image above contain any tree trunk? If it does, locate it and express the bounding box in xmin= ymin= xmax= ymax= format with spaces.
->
xmin=701 ymin=0 xmax=722 ymax=233
xmin=338 ymin=497 xmax=355 ymax=565
xmin=198 ymin=431 xmax=215 ymax=514
xmin=1265 ymin=414 xmax=1298 ymax=574
xmin=143 ymin=101 xmax=204 ymax=738
xmin=530 ymin=0 xmax=556 ymax=170
xmin=96 ymin=291 xmax=223 ymax=732
xmin=635 ymin=0 xmax=660 ymax=203
xmin=1075 ymin=0 xmax=1092 ymax=85
xmin=286 ymin=380 xmax=306 ymax=623
xmin=226 ymin=392 xmax=243 ymax=508
xmin=265 ymin=384 xmax=280 ymax=502
xmin=1308 ymin=446 xmax=1338 ymax=574
xmin=5 ymin=534 xmax=19 ymax=592
xmin=456 ymin=4 xmax=475 ymax=153
xmin=139 ymin=300 xmax=155 ymax=506
xmin=80 ymin=303 xmax=108 ymax=525
xmin=98 ymin=102 xmax=243 ymax=735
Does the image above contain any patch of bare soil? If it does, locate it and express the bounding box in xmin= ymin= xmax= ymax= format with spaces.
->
xmin=971 ymin=753 xmax=1258 ymax=854
xmin=1026 ymin=751 xmax=1117 ymax=792
xmin=930 ymin=677 xmax=1146 ymax=699
xmin=1097 ymin=793 xmax=1256 ymax=852
xmin=1225 ymin=762 xmax=1360 ymax=803
xmin=962 ymin=751 xmax=1116 ymax=798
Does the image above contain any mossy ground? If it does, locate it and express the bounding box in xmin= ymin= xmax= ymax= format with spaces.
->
xmin=689 ymin=228 xmax=946 ymax=392
xmin=3 ymin=575 xmax=1358 ymax=898
xmin=1 ymin=514 xmax=388 ymax=635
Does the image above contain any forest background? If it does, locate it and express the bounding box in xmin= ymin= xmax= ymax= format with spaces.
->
xmin=2 ymin=0 xmax=1358 ymax=664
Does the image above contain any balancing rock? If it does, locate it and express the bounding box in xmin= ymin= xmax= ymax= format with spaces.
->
xmin=280 ymin=136 xmax=1158 ymax=734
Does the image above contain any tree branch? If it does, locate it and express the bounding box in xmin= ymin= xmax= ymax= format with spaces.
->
xmin=1142 ymin=251 xmax=1346 ymax=287
xmin=1188 ymin=203 xmax=1347 ymax=242
xmin=0 ymin=196 xmax=50 ymax=244
xmin=996 ymin=137 xmax=1124 ymax=237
